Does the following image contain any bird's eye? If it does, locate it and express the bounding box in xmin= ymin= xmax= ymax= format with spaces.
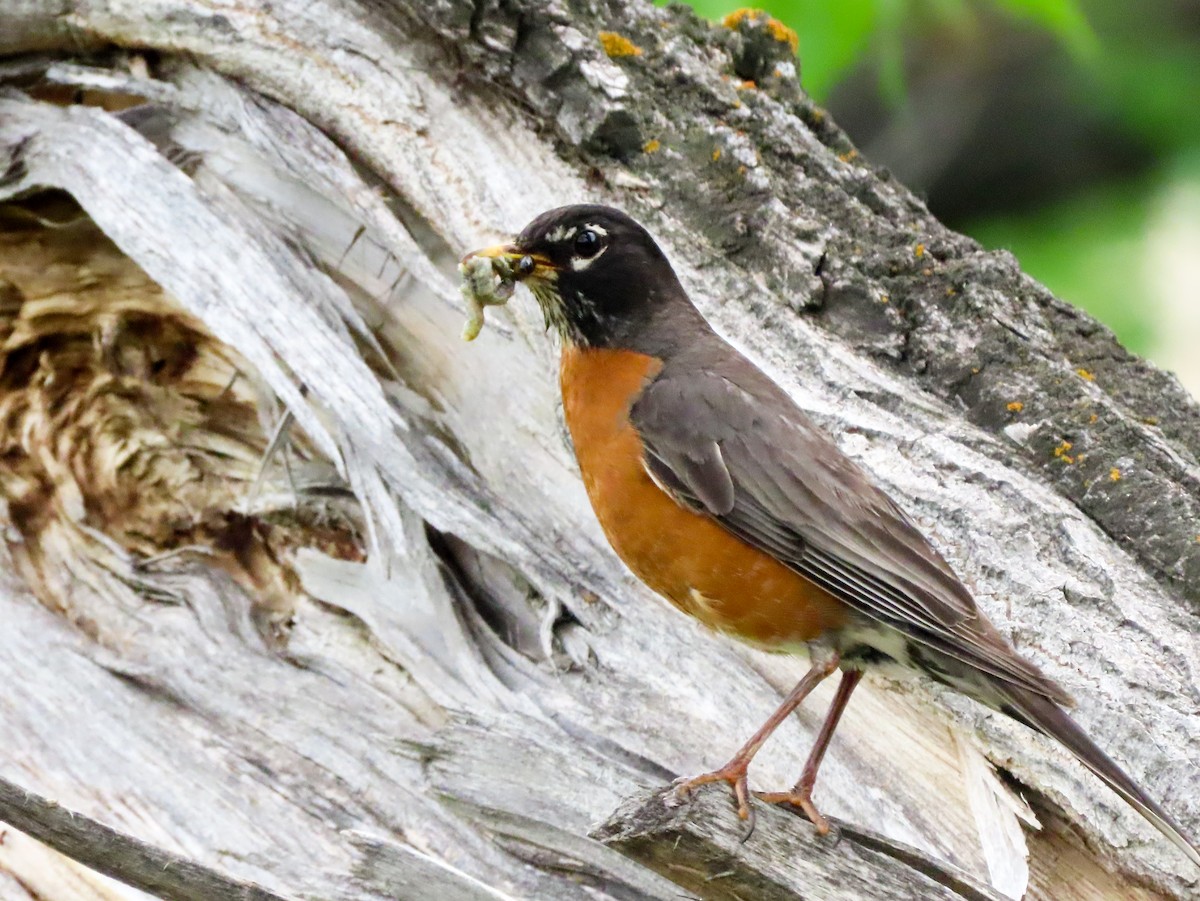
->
xmin=574 ymin=229 xmax=601 ymax=258
xmin=517 ymin=255 xmax=535 ymax=275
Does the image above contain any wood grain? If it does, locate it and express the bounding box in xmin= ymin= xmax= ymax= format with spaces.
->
xmin=0 ymin=4 xmax=1196 ymax=900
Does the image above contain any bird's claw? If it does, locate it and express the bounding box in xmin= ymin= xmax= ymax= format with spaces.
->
xmin=754 ymin=788 xmax=831 ymax=835
xmin=673 ymin=761 xmax=757 ymax=838
xmin=738 ymin=803 xmax=758 ymax=843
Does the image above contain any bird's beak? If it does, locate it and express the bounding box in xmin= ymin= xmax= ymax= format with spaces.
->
xmin=459 ymin=243 xmax=565 ymax=341
xmin=461 ymin=244 xmax=556 ymax=280
xmin=464 ymin=243 xmax=520 ymax=264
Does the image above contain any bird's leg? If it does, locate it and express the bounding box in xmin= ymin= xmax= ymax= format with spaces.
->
xmin=674 ymin=651 xmax=840 ymax=831
xmin=756 ymin=668 xmax=863 ymax=834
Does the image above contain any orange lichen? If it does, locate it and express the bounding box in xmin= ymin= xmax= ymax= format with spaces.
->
xmin=764 ymin=18 xmax=800 ymax=51
xmin=738 ymin=79 xmax=757 ymax=90
xmin=838 ymin=148 xmax=859 ymax=163
xmin=1088 ymin=412 xmax=1098 ymax=423
xmin=599 ymin=32 xmax=643 ymax=58
xmin=642 ymin=138 xmax=661 ymax=154
xmin=1109 ymin=468 xmax=1122 ymax=482
xmin=1007 ymin=401 xmax=1024 ymax=412
xmin=1076 ymin=367 xmax=1095 ymax=381
xmin=723 ymin=9 xmax=756 ymax=27
xmin=1053 ymin=440 xmax=1074 ymax=463
xmin=914 ymin=243 xmax=926 ymax=258
xmin=722 ymin=9 xmax=801 ymax=53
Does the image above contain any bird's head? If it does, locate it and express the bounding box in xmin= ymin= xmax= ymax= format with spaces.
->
xmin=463 ymin=204 xmax=687 ymax=348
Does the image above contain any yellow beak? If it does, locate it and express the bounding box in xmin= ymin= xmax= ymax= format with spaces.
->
xmin=461 ymin=244 xmax=556 ymax=279
xmin=462 ymin=243 xmax=521 ymax=264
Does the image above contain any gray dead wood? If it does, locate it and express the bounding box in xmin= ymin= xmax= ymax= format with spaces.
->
xmin=0 ymin=777 xmax=291 ymax=901
xmin=0 ymin=2 xmax=1197 ymax=901
xmin=595 ymin=786 xmax=1009 ymax=901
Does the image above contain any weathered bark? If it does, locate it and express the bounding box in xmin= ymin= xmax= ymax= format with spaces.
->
xmin=594 ymin=785 xmax=1011 ymax=901
xmin=0 ymin=2 xmax=1196 ymax=901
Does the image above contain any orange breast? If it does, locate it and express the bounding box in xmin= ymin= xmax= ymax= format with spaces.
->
xmin=560 ymin=346 xmax=847 ymax=647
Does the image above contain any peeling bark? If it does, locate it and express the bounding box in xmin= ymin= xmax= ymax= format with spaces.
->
xmin=0 ymin=2 xmax=1196 ymax=901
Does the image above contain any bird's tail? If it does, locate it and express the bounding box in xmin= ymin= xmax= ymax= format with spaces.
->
xmin=999 ymin=684 xmax=1200 ymax=868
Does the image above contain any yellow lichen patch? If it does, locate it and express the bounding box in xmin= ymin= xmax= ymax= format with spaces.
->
xmin=1076 ymin=367 xmax=1095 ymax=381
xmin=1053 ymin=440 xmax=1074 ymax=464
xmin=838 ymin=148 xmax=859 ymax=163
xmin=1109 ymin=468 xmax=1122 ymax=482
xmin=1088 ymin=412 xmax=1098 ymax=423
xmin=914 ymin=243 xmax=926 ymax=258
xmin=720 ymin=7 xmax=796 ymax=49
xmin=879 ymin=294 xmax=889 ymax=304
xmin=598 ymin=32 xmax=643 ymax=58
xmin=765 ymin=18 xmax=800 ymax=51
xmin=722 ymin=9 xmax=757 ymax=27
xmin=642 ymin=138 xmax=661 ymax=154
xmin=1142 ymin=416 xmax=1159 ymax=426
xmin=1007 ymin=401 xmax=1024 ymax=413
xmin=711 ymin=148 xmax=722 ymax=162
xmin=723 ymin=10 xmax=801 ymax=52
xmin=945 ymin=287 xmax=957 ymax=296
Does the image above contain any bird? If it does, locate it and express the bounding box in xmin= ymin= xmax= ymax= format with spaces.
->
xmin=461 ymin=203 xmax=1200 ymax=866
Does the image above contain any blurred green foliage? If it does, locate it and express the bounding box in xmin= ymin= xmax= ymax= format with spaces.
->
xmin=666 ymin=0 xmax=1200 ymax=362
xmin=676 ymin=0 xmax=1096 ymax=102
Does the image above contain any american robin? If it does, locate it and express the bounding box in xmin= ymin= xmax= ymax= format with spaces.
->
xmin=462 ymin=204 xmax=1199 ymax=865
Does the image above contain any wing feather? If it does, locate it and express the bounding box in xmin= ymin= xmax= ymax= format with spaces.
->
xmin=631 ymin=362 xmax=1067 ymax=703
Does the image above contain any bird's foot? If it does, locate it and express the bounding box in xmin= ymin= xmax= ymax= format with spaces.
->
xmin=754 ymin=787 xmax=831 ymax=835
xmin=673 ymin=760 xmax=757 ymax=840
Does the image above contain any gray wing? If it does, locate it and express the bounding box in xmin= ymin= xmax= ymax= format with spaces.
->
xmin=630 ymin=363 xmax=1069 ymax=704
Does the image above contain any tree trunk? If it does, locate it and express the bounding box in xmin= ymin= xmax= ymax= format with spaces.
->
xmin=0 ymin=2 xmax=1196 ymax=900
